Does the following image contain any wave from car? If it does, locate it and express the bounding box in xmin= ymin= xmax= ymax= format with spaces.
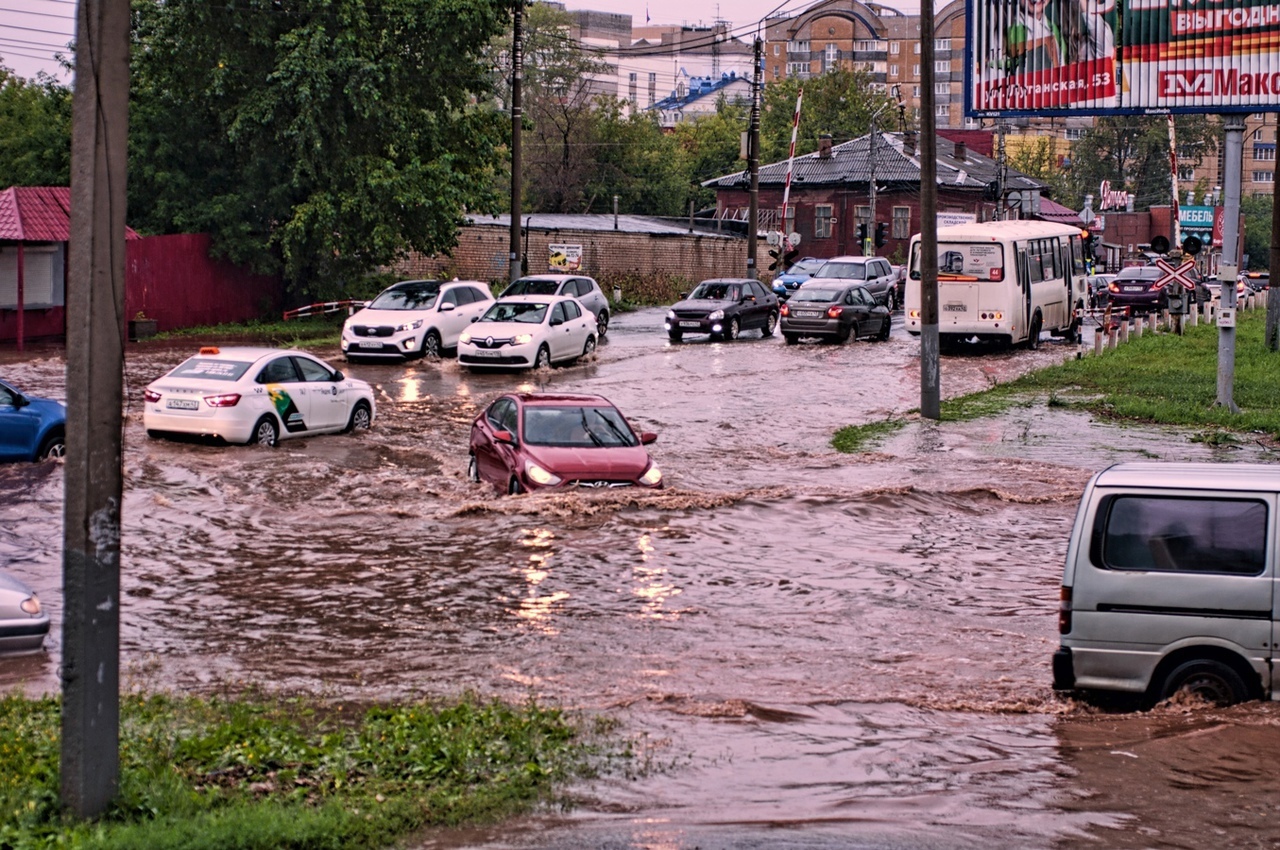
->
xmin=458 ymin=295 xmax=597 ymax=370
xmin=341 ymin=279 xmax=494 ymax=361
xmin=0 ymin=378 xmax=65 ymax=462
xmin=468 ymin=392 xmax=662 ymax=495
xmin=499 ymin=274 xmax=610 ymax=338
xmin=143 ymin=347 xmax=376 ymax=446
xmin=664 ymin=278 xmax=780 ymax=342
xmin=0 ymin=570 xmax=49 ymax=655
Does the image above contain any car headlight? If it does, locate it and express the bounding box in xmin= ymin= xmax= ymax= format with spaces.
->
xmin=397 ymin=319 xmax=424 ymax=332
xmin=667 ymin=310 xmax=677 ymax=320
xmin=513 ymin=333 xmax=534 ymax=345
xmin=708 ymin=309 xmax=724 ymax=320
xmin=459 ymin=332 xmax=472 ymax=344
xmin=639 ymin=464 xmax=662 ymax=486
xmin=20 ymin=594 xmax=41 ymax=616
xmin=525 ymin=461 xmax=561 ymax=486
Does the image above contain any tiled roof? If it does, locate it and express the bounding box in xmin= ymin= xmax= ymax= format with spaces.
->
xmin=467 ymin=213 xmax=737 ymax=237
xmin=0 ymin=186 xmax=140 ymax=242
xmin=1036 ymin=196 xmax=1085 ymax=224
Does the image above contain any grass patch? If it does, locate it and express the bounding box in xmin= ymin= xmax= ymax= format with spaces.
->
xmin=153 ymin=315 xmax=347 ymax=349
xmin=0 ymin=691 xmax=617 ymax=849
xmin=832 ymin=419 xmax=906 ymax=453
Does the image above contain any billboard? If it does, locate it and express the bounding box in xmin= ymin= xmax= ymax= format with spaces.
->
xmin=967 ymin=0 xmax=1280 ymax=116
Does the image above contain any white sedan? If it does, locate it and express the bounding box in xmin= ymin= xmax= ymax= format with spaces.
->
xmin=457 ymin=295 xmax=597 ymax=370
xmin=143 ymin=347 xmax=376 ymax=446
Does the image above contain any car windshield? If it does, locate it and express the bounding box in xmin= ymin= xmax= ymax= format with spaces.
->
xmin=785 ymin=259 xmax=825 ymax=276
xmin=790 ymin=288 xmax=840 ymax=303
xmin=481 ymin=301 xmax=549 ymax=323
xmin=523 ymin=405 xmax=638 ymax=448
xmin=814 ymin=261 xmax=865 ymax=280
xmin=168 ymin=358 xmax=253 ymax=381
xmin=369 ymin=282 xmax=441 ymax=310
xmin=503 ymin=279 xmax=561 ymax=296
xmin=689 ymin=282 xmax=740 ymax=300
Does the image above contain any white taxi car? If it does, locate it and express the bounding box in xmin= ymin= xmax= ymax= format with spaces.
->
xmin=457 ymin=295 xmax=596 ymax=370
xmin=143 ymin=347 xmax=376 ymax=446
xmin=341 ymin=279 xmax=494 ymax=360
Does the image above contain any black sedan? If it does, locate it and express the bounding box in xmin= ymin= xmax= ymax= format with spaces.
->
xmin=664 ymin=278 xmax=779 ymax=342
xmin=780 ymin=283 xmax=891 ymax=344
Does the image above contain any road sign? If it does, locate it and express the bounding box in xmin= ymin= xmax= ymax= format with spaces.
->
xmin=1154 ymin=258 xmax=1197 ymax=291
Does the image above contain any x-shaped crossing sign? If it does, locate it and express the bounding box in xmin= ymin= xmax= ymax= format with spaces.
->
xmin=1154 ymin=258 xmax=1198 ymax=291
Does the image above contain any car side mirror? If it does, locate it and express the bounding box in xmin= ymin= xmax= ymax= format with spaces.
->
xmin=494 ymin=429 xmax=516 ymax=445
xmin=11 ymin=394 xmax=28 ymax=409
xmin=332 ymin=370 xmax=344 ymax=382
xmin=439 ymin=302 xmax=456 ymax=311
xmin=639 ymin=431 xmax=657 ymax=445
xmin=678 ymin=292 xmax=687 ymax=299
xmin=744 ymin=295 xmax=755 ymax=302
xmin=471 ymin=316 xmax=480 ymax=322
xmin=550 ymin=316 xmax=564 ymax=326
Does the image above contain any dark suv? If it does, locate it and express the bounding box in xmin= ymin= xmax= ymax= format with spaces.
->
xmin=1106 ymin=265 xmax=1210 ymax=315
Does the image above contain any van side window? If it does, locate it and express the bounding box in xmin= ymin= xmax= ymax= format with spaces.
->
xmin=1094 ymin=495 xmax=1268 ymax=575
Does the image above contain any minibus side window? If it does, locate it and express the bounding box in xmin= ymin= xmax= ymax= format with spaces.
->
xmin=1094 ymin=495 xmax=1268 ymax=575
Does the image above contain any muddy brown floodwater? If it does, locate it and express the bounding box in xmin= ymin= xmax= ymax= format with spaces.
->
xmin=3 ymin=309 xmax=1280 ymax=849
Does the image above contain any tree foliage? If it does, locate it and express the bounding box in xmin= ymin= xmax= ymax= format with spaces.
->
xmin=0 ymin=68 xmax=71 ymax=187
xmin=760 ymin=69 xmax=899 ymax=162
xmin=1241 ymin=192 xmax=1271 ymax=271
xmin=1061 ymin=115 xmax=1218 ymax=211
xmin=129 ymin=0 xmax=514 ymax=299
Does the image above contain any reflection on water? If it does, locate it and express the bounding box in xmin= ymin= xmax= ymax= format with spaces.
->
xmin=3 ymin=314 xmax=1278 ymax=848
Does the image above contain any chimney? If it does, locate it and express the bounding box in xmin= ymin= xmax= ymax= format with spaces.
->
xmin=904 ymin=131 xmax=917 ymax=156
xmin=818 ymin=134 xmax=833 ymax=159
xmin=954 ymin=140 xmax=967 ymax=161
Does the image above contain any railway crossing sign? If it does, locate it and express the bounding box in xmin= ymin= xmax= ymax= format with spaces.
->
xmin=1154 ymin=258 xmax=1197 ymax=291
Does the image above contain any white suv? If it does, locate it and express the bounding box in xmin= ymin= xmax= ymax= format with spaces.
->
xmin=342 ymin=279 xmax=494 ymax=361
xmin=805 ymin=256 xmax=899 ymax=311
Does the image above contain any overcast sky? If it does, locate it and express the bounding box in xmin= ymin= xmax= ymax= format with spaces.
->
xmin=0 ymin=0 xmax=923 ymax=84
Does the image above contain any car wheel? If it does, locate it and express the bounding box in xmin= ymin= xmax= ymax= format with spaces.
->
xmin=535 ymin=345 xmax=552 ymax=369
xmin=508 ymin=476 xmax=523 ymax=496
xmin=783 ymin=333 xmax=799 ymax=345
xmin=876 ymin=315 xmax=891 ymax=342
xmin=249 ymin=416 xmax=279 ymax=447
xmin=838 ymin=322 xmax=855 ymax=343
xmin=667 ymin=330 xmax=683 ymax=342
xmin=597 ymin=311 xmax=609 ymax=337
xmin=1026 ymin=314 xmax=1042 ymax=350
xmin=467 ymin=453 xmax=480 ymax=483
xmin=884 ymin=289 xmax=896 ymax=312
xmin=421 ymin=330 xmax=442 ymax=359
xmin=1157 ymin=659 xmax=1250 ymax=707
xmin=762 ymin=310 xmax=779 ymax=337
xmin=725 ymin=317 xmax=740 ymax=341
xmin=345 ymin=400 xmax=372 ymax=433
xmin=581 ymin=334 xmax=597 ymax=359
xmin=37 ymin=429 xmax=66 ymax=461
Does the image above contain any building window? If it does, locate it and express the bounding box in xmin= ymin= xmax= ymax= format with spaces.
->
xmin=913 ymin=107 xmax=921 ymax=119
xmin=871 ymin=83 xmax=886 ymax=93
xmin=1253 ymin=170 xmax=1274 ymax=183
xmin=935 ymin=81 xmax=949 ymax=95
xmin=935 ymin=60 xmax=950 ymax=73
xmin=786 ymin=61 xmax=810 ymax=78
xmin=826 ymin=43 xmax=840 ymax=71
xmin=773 ymin=66 xmax=781 ymax=80
xmin=890 ymin=42 xmax=900 ymax=54
xmin=1065 ymin=128 xmax=1084 ymax=141
xmin=785 ymin=207 xmax=795 ymax=235
xmin=892 ymin=205 xmax=911 ymax=239
xmin=912 ymin=64 xmax=920 ymax=76
xmin=856 ymin=40 xmax=879 ymax=52
xmin=773 ymin=44 xmax=780 ymax=56
xmin=964 ymin=116 xmax=981 ymax=128
xmin=628 ymin=72 xmax=637 ymax=105
xmin=889 ymin=64 xmax=899 ymax=77
xmin=936 ymin=103 xmax=950 ymax=117
xmin=855 ymin=205 xmax=870 ymax=227
xmin=914 ymin=42 xmax=921 ymax=54
xmin=648 ymin=72 xmax=656 ymax=106
xmin=913 ymin=85 xmax=921 ymax=97
xmin=935 ymin=38 xmax=952 ymax=51
xmin=1178 ymin=167 xmax=1195 ymax=181
xmin=1253 ymin=146 xmax=1276 ymax=161
xmin=788 ymin=40 xmax=810 ymax=53
xmin=815 ymin=204 xmax=834 ymax=239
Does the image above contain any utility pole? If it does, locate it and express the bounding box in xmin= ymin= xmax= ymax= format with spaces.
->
xmin=996 ymin=123 xmax=1008 ymax=220
xmin=867 ymin=114 xmax=876 ymax=257
xmin=1216 ymin=115 xmax=1244 ymax=411
xmin=920 ymin=0 xmax=940 ymax=419
xmin=746 ymin=35 xmax=762 ymax=279
xmin=508 ymin=0 xmax=525 ymax=284
xmin=63 ymin=0 xmax=129 ymax=819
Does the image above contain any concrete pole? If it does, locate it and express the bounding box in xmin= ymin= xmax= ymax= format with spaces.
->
xmin=62 ymin=0 xmax=129 ymax=819
xmin=746 ymin=36 xmax=762 ymax=280
xmin=508 ymin=1 xmax=525 ymax=284
xmin=919 ymin=0 xmax=939 ymax=419
xmin=1217 ymin=115 xmax=1243 ymax=412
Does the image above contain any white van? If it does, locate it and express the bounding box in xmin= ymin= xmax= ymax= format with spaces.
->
xmin=1053 ymin=462 xmax=1276 ymax=706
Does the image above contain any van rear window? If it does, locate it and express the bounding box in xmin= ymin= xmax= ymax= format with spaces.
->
xmin=1094 ymin=495 xmax=1267 ymax=575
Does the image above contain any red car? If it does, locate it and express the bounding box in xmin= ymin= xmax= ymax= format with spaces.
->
xmin=468 ymin=393 xmax=663 ymax=495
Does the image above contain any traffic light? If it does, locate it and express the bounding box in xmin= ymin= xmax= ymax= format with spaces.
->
xmin=1182 ymin=235 xmax=1203 ymax=255
xmin=875 ymin=222 xmax=889 ymax=249
xmin=857 ymin=223 xmax=868 ymax=245
xmin=1080 ymin=229 xmax=1094 ymax=260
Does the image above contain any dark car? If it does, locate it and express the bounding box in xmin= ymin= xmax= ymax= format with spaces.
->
xmin=664 ymin=278 xmax=779 ymax=342
xmin=1106 ymin=265 xmax=1210 ymax=315
xmin=780 ymin=283 xmax=891 ymax=344
xmin=1239 ymin=271 xmax=1270 ymax=292
xmin=468 ymin=393 xmax=663 ymax=495
xmin=805 ymin=256 xmax=900 ymax=310
xmin=0 ymin=378 xmax=66 ymax=462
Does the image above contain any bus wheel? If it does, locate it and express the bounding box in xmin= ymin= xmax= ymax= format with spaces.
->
xmin=1026 ymin=315 xmax=1042 ymax=350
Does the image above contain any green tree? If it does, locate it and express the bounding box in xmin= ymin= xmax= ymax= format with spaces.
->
xmin=759 ymin=69 xmax=897 ymax=162
xmin=129 ymin=0 xmax=513 ymax=299
xmin=1063 ymin=116 xmax=1218 ymax=212
xmin=1008 ymin=137 xmax=1074 ymax=204
xmin=672 ymin=97 xmax=747 ymax=211
xmin=585 ymin=100 xmax=689 ymax=216
xmin=0 ymin=68 xmax=71 ymax=187
xmin=1241 ymin=192 xmax=1271 ymax=271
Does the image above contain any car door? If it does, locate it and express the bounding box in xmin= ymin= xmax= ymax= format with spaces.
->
xmin=258 ymin=356 xmax=310 ymax=435
xmin=748 ymin=281 xmax=774 ymax=325
xmin=573 ymin=278 xmax=605 ymax=319
xmin=0 ymin=383 xmax=37 ymax=461
xmin=293 ymin=355 xmax=345 ymax=431
xmin=559 ymin=300 xmax=591 ymax=358
xmin=853 ymin=285 xmax=881 ymax=335
xmin=466 ymin=286 xmax=494 ymax=325
xmin=436 ymin=287 xmax=470 ymax=348
xmin=473 ymin=398 xmax=516 ymax=485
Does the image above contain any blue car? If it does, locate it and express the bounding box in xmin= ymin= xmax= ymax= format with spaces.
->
xmin=0 ymin=378 xmax=66 ymax=462
xmin=770 ymin=257 xmax=826 ymax=299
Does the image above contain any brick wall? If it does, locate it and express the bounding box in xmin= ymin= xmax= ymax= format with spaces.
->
xmin=392 ymin=224 xmax=754 ymax=296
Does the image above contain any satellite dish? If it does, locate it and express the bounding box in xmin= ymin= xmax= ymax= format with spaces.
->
xmin=787 ymin=232 xmax=802 ymax=247
xmin=766 ymin=231 xmax=782 ymax=247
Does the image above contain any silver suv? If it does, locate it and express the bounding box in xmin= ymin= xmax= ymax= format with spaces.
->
xmin=804 ymin=256 xmax=899 ymax=311
xmin=500 ymin=275 xmax=611 ymax=337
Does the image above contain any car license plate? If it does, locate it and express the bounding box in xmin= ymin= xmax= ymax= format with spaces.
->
xmin=358 ymin=341 xmax=384 ymax=349
xmin=680 ymin=321 xmax=701 ymax=328
xmin=1123 ymin=286 xmax=1144 ymax=292
xmin=943 ymin=303 xmax=967 ymax=312
xmin=795 ymin=311 xmax=821 ymax=318
xmin=166 ymin=398 xmax=199 ymax=410
xmin=470 ymin=349 xmax=501 ymax=357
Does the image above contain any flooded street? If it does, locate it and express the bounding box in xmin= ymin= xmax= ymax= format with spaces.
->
xmin=3 ymin=309 xmax=1280 ymax=848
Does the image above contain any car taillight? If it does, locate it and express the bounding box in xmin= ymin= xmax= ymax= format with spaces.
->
xmin=144 ymin=389 xmax=161 ymax=403
xmin=827 ymin=305 xmax=844 ymax=318
xmin=203 ymin=393 xmax=241 ymax=407
xmin=1108 ymin=282 xmax=1119 ymax=292
xmin=780 ymin=303 xmax=790 ymax=317
xmin=1058 ymin=586 xmax=1072 ymax=634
